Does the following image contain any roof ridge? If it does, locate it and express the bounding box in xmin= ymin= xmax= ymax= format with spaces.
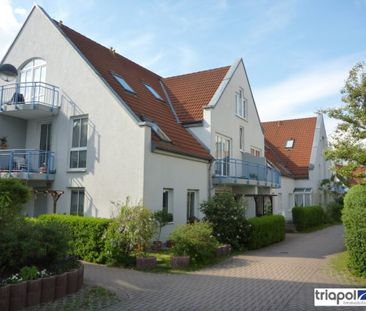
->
xmin=55 ymin=20 xmax=163 ymax=79
xmin=261 ymin=116 xmax=317 ymax=124
xmin=164 ymin=65 xmax=230 ymax=80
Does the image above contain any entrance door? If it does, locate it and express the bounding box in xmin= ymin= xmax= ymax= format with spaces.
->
xmin=34 ymin=192 xmax=48 ymax=216
xmin=39 ymin=123 xmax=51 ymax=167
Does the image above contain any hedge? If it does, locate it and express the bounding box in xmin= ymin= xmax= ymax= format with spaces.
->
xmin=36 ymin=214 xmax=111 ymax=263
xmin=343 ymin=185 xmax=366 ymax=277
xmin=247 ymin=215 xmax=285 ymax=249
xmin=292 ymin=205 xmax=325 ymax=231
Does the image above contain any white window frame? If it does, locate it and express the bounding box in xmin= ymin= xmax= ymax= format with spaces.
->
xmin=293 ymin=188 xmax=312 ymax=207
xmin=187 ymin=190 xmax=199 ymax=221
xmin=162 ymin=188 xmax=174 ymax=222
xmin=70 ymin=188 xmax=85 ymax=216
xmin=235 ymin=88 xmax=247 ymax=119
xmin=239 ymin=126 xmax=245 ymax=152
xmin=285 ymin=138 xmax=295 ymax=148
xmin=250 ymin=146 xmax=261 ymax=157
xmin=215 ymin=134 xmax=232 ymax=176
xmin=69 ymin=115 xmax=88 ymax=170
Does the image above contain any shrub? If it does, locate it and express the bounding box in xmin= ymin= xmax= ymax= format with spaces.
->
xmin=292 ymin=205 xmax=325 ymax=231
xmin=169 ymin=221 xmax=219 ymax=264
xmin=325 ymin=202 xmax=343 ymax=223
xmin=247 ymin=215 xmax=285 ymax=249
xmin=200 ymin=192 xmax=250 ymax=250
xmin=103 ymin=202 xmax=157 ymax=265
xmin=0 ymin=179 xmax=31 ymax=229
xmin=0 ymin=220 xmax=70 ymax=274
xmin=343 ymin=185 xmax=366 ymax=277
xmin=37 ymin=214 xmax=111 ymax=263
xmin=19 ymin=266 xmax=39 ymax=281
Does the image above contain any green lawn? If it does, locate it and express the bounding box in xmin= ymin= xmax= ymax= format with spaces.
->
xmin=329 ymin=251 xmax=366 ymax=285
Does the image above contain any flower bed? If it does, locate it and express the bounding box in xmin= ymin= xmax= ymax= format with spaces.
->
xmin=0 ymin=263 xmax=84 ymax=311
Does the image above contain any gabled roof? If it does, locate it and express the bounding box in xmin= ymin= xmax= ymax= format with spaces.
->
xmin=164 ymin=66 xmax=230 ymax=123
xmin=55 ymin=22 xmax=212 ymax=160
xmin=262 ymin=117 xmax=317 ymax=179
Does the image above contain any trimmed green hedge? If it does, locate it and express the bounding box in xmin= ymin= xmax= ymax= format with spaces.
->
xmin=36 ymin=214 xmax=111 ymax=263
xmin=292 ymin=205 xmax=325 ymax=231
xmin=247 ymin=215 xmax=285 ymax=249
xmin=343 ymin=185 xmax=366 ymax=277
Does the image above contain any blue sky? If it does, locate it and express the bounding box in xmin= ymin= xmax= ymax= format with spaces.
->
xmin=1 ymin=0 xmax=365 ymax=136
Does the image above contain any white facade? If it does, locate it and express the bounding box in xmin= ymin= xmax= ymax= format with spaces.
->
xmin=0 ymin=6 xmax=209 ymax=231
xmin=272 ymin=114 xmax=331 ymax=221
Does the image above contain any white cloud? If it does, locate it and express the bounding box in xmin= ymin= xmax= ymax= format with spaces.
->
xmin=0 ymin=0 xmax=26 ymax=58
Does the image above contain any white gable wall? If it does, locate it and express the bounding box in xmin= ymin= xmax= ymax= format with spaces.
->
xmin=2 ymin=7 xmax=146 ymax=217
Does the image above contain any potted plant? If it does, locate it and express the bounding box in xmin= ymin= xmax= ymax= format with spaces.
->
xmin=153 ymin=210 xmax=173 ymax=251
xmin=170 ymin=255 xmax=190 ymax=268
xmin=39 ymin=162 xmax=47 ymax=174
xmin=136 ymin=254 xmax=157 ymax=269
xmin=0 ymin=137 xmax=7 ymax=149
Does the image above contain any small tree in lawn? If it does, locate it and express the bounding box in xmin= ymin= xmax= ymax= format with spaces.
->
xmin=153 ymin=210 xmax=173 ymax=241
xmin=322 ymin=62 xmax=366 ymax=185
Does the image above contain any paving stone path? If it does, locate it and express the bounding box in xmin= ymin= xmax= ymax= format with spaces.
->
xmin=84 ymin=225 xmax=366 ymax=310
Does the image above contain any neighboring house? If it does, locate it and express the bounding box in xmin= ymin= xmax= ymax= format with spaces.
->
xmin=262 ymin=114 xmax=331 ymax=221
xmin=0 ymin=6 xmax=280 ymax=237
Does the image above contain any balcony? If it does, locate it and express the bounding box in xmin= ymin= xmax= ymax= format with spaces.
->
xmin=0 ymin=82 xmax=60 ymax=119
xmin=213 ymin=158 xmax=281 ymax=188
xmin=0 ymin=149 xmax=55 ymax=181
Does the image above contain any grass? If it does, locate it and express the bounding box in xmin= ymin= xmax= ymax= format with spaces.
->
xmin=329 ymin=251 xmax=366 ymax=285
xmin=137 ymin=249 xmax=231 ymax=273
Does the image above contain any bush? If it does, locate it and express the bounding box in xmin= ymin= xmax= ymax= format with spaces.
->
xmin=247 ymin=215 xmax=285 ymax=249
xmin=0 ymin=179 xmax=31 ymax=229
xmin=343 ymin=185 xmax=366 ymax=277
xmin=169 ymin=221 xmax=219 ymax=264
xmin=103 ymin=202 xmax=157 ymax=265
xmin=292 ymin=205 xmax=325 ymax=231
xmin=200 ymin=192 xmax=250 ymax=250
xmin=0 ymin=220 xmax=70 ymax=275
xmin=325 ymin=202 xmax=344 ymax=223
xmin=37 ymin=214 xmax=111 ymax=263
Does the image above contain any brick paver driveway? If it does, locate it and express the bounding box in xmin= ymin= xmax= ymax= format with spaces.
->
xmin=84 ymin=225 xmax=365 ymax=310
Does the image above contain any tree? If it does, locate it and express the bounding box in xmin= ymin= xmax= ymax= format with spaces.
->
xmin=322 ymin=62 xmax=366 ymax=184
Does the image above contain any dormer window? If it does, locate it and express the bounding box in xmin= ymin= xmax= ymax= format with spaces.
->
xmin=112 ymin=73 xmax=135 ymax=93
xmin=151 ymin=122 xmax=171 ymax=142
xmin=285 ymin=139 xmax=295 ymax=149
xmin=144 ymin=83 xmax=163 ymax=100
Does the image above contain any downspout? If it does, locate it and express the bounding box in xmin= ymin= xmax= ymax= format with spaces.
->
xmin=208 ymin=159 xmax=213 ymax=199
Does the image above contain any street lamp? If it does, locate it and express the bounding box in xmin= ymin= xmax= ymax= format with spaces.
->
xmin=0 ymin=63 xmax=18 ymax=82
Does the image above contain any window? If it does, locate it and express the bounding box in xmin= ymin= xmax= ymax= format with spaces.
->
xmin=239 ymin=127 xmax=244 ymax=152
xmin=162 ymin=188 xmax=174 ymax=220
xmin=70 ymin=189 xmax=84 ymax=216
xmin=215 ymin=135 xmax=231 ymax=176
xmin=250 ymin=147 xmax=261 ymax=157
xmin=112 ymin=73 xmax=135 ymax=93
xmin=285 ymin=139 xmax=295 ymax=148
xmin=187 ymin=190 xmax=198 ymax=221
xmin=19 ymin=58 xmax=47 ymax=102
xmin=144 ymin=83 xmax=163 ymax=100
xmin=70 ymin=116 xmax=88 ymax=169
xmin=151 ymin=123 xmax=171 ymax=142
xmin=294 ymin=188 xmax=312 ymax=207
xmin=235 ymin=88 xmax=247 ymax=119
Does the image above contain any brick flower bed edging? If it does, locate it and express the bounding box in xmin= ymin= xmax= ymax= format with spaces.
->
xmin=0 ymin=262 xmax=84 ymax=311
xmin=171 ymin=256 xmax=190 ymax=268
xmin=216 ymin=244 xmax=232 ymax=257
xmin=136 ymin=256 xmax=157 ymax=269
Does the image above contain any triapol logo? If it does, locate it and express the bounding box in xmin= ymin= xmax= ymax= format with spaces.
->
xmin=314 ymin=288 xmax=366 ymax=306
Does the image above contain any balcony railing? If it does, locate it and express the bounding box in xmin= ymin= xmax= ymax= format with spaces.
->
xmin=213 ymin=158 xmax=281 ymax=187
xmin=0 ymin=149 xmax=55 ymax=180
xmin=0 ymin=82 xmax=59 ymax=111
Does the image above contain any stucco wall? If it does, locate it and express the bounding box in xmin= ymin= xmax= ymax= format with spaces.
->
xmin=0 ymin=115 xmax=26 ymax=149
xmin=3 ymin=7 xmax=146 ymax=218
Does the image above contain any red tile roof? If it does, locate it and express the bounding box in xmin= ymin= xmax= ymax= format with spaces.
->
xmin=262 ymin=117 xmax=317 ymax=179
xmin=57 ymin=22 xmax=212 ymax=160
xmin=164 ymin=67 xmax=230 ymax=123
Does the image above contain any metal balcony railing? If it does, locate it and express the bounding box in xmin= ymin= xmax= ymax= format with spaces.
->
xmin=0 ymin=149 xmax=55 ymax=179
xmin=0 ymin=82 xmax=59 ymax=111
xmin=213 ymin=158 xmax=281 ymax=186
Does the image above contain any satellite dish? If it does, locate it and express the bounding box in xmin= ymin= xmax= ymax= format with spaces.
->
xmin=0 ymin=64 xmax=18 ymax=82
